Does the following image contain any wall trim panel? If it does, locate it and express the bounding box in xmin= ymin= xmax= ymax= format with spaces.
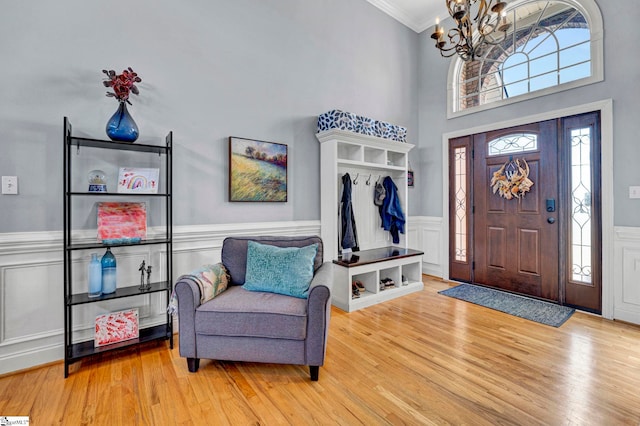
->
xmin=613 ymin=226 xmax=640 ymax=324
xmin=408 ymin=216 xmax=444 ymax=277
xmin=10 ymin=219 xmax=635 ymax=375
xmin=0 ymin=221 xmax=320 ymax=375
xmin=0 ymin=218 xmax=450 ymax=375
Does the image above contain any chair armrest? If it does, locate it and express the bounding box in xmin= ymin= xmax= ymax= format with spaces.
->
xmin=306 ymin=262 xmax=333 ymax=366
xmin=175 ymin=277 xmax=201 ymax=358
xmin=309 ymin=261 xmax=334 ymax=294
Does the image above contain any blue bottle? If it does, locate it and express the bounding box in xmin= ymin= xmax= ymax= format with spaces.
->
xmin=101 ymin=247 xmax=117 ymax=294
xmin=88 ymin=253 xmax=102 ymax=298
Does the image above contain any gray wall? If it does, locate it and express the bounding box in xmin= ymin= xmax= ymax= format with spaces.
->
xmin=417 ymin=0 xmax=640 ymax=226
xmin=3 ymin=0 xmax=633 ymax=233
xmin=0 ymin=0 xmax=419 ymax=233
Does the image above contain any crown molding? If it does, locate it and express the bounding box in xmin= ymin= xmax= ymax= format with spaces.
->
xmin=366 ymin=0 xmax=430 ymax=33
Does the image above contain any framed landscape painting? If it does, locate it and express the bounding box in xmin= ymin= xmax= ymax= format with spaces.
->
xmin=229 ymin=136 xmax=288 ymax=202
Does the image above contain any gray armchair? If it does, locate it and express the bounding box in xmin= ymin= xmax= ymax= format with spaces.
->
xmin=174 ymin=235 xmax=332 ymax=381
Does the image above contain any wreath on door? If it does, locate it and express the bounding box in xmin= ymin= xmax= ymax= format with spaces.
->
xmin=490 ymin=158 xmax=534 ymax=200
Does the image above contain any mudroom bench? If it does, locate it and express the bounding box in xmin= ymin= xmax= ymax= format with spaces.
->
xmin=332 ymin=247 xmax=424 ymax=312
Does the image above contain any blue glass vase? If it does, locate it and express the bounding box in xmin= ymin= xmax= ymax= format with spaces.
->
xmin=106 ymin=101 xmax=139 ymax=142
xmin=101 ymin=247 xmax=117 ymax=294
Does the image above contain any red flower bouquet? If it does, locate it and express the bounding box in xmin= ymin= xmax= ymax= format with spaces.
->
xmin=102 ymin=67 xmax=142 ymax=105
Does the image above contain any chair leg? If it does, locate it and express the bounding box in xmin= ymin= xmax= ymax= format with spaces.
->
xmin=310 ymin=365 xmax=319 ymax=381
xmin=187 ymin=357 xmax=200 ymax=373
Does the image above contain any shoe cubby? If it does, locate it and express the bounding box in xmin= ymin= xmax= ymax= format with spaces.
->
xmin=331 ymin=247 xmax=424 ymax=312
xmin=401 ymin=262 xmax=421 ymax=285
xmin=379 ymin=266 xmax=401 ymax=291
xmin=352 ymin=271 xmax=377 ymax=295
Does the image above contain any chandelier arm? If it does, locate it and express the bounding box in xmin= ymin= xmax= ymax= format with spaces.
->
xmin=474 ymin=0 xmax=489 ymax=22
xmin=477 ymin=12 xmax=495 ymax=36
xmin=434 ymin=0 xmax=510 ymax=61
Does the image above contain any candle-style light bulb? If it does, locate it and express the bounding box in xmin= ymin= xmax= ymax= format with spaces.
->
xmin=497 ymin=10 xmax=511 ymax=32
xmin=431 ymin=17 xmax=444 ymax=42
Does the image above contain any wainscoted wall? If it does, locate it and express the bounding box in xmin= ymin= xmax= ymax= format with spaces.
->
xmin=0 ymin=217 xmax=443 ymax=375
xmin=4 ymin=220 xmax=637 ymax=375
xmin=410 ymin=216 xmax=444 ymax=278
xmin=613 ymin=227 xmax=640 ymax=324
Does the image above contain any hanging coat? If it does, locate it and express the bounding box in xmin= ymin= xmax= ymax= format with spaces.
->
xmin=341 ymin=173 xmax=359 ymax=251
xmin=378 ymin=176 xmax=405 ymax=244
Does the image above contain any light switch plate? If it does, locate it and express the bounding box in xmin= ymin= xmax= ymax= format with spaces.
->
xmin=630 ymin=186 xmax=640 ymax=199
xmin=2 ymin=176 xmax=18 ymax=194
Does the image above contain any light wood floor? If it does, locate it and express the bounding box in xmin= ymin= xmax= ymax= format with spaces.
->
xmin=2 ymin=277 xmax=640 ymax=425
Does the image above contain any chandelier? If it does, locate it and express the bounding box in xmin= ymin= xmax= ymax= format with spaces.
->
xmin=431 ymin=0 xmax=512 ymax=61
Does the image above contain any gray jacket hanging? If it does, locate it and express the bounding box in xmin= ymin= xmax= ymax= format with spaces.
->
xmin=341 ymin=173 xmax=359 ymax=251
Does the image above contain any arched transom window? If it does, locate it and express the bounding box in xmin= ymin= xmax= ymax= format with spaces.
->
xmin=451 ymin=0 xmax=603 ymax=115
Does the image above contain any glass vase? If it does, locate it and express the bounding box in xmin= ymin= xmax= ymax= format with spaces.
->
xmin=106 ymin=101 xmax=139 ymax=142
xmin=101 ymin=247 xmax=117 ymax=294
xmin=88 ymin=253 xmax=102 ymax=298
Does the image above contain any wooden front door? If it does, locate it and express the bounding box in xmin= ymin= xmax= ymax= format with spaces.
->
xmin=449 ymin=113 xmax=602 ymax=312
xmin=473 ymin=120 xmax=559 ymax=301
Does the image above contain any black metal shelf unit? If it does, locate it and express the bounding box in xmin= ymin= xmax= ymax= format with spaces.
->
xmin=63 ymin=117 xmax=173 ymax=377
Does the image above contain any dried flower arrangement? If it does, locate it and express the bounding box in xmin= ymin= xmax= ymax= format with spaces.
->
xmin=490 ymin=158 xmax=534 ymax=200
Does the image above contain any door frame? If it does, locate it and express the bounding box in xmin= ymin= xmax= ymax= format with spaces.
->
xmin=440 ymin=99 xmax=614 ymax=319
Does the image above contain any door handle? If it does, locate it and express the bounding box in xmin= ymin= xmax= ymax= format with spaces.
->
xmin=547 ymin=217 xmax=556 ymax=224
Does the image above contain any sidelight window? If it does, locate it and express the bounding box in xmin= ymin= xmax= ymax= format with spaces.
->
xmin=570 ymin=127 xmax=592 ymax=283
xmin=454 ymin=147 xmax=467 ymax=262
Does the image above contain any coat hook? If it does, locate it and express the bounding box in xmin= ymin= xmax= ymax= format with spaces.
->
xmin=353 ymin=173 xmax=359 ymax=185
xmin=366 ymin=174 xmax=372 ymax=185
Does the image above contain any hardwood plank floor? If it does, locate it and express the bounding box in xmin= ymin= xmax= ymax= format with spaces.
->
xmin=2 ymin=277 xmax=640 ymax=425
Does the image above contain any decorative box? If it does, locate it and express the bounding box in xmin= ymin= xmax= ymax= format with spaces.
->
xmin=396 ymin=126 xmax=407 ymax=143
xmin=357 ymin=115 xmax=376 ymax=136
xmin=317 ymin=110 xmax=407 ymax=142
xmin=373 ymin=120 xmax=392 ymax=140
xmin=317 ymin=110 xmax=358 ymax=133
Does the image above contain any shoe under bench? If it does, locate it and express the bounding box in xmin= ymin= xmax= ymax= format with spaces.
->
xmin=331 ymin=246 xmax=424 ymax=312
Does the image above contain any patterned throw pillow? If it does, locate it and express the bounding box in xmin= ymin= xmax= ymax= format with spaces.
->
xmin=243 ymin=241 xmax=318 ymax=299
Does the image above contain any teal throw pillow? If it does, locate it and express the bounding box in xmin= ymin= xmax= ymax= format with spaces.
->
xmin=243 ymin=241 xmax=318 ymax=299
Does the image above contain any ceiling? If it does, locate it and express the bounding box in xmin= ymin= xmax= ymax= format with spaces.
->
xmin=366 ymin=0 xmax=444 ymax=33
